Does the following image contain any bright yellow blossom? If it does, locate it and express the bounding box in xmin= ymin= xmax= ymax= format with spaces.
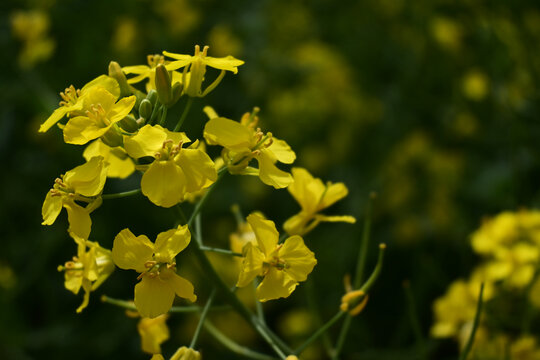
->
xmin=138 ymin=314 xmax=170 ymax=354
xmin=63 ymin=87 xmax=136 ymax=145
xmin=236 ymin=213 xmax=317 ymax=301
xmin=39 ymin=75 xmax=120 ymax=133
xmin=284 ymin=167 xmax=356 ymax=236
xmin=111 ymin=225 xmax=196 ymax=318
xmin=164 ymin=45 xmax=244 ymax=97
xmin=42 ymin=156 xmax=108 ymax=239
xmin=83 ymin=139 xmax=135 ymax=179
xmin=122 ymin=54 xmax=184 ymax=92
xmin=58 ymin=233 xmax=114 ymax=313
xmin=203 ymin=107 xmax=295 ymax=188
xmin=124 ymin=124 xmax=217 ymax=207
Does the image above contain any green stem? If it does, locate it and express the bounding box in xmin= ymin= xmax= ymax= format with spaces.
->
xmin=101 ymin=295 xmax=229 ymax=313
xmin=204 ymin=320 xmax=276 ymax=360
xmin=201 ymin=246 xmax=242 ymax=257
xmin=101 ymin=188 xmax=141 ymax=200
xmin=355 ymin=192 xmax=375 ymax=288
xmin=294 ymin=311 xmax=346 ymax=356
xmin=403 ymin=280 xmax=426 ymax=359
xmin=459 ymin=283 xmax=485 ymax=360
xmin=174 ymin=97 xmax=194 ymax=132
xmin=333 ymin=243 xmax=386 ymax=359
xmin=158 ymin=106 xmax=168 ymax=126
xmin=305 ymin=278 xmax=333 ymax=357
xmin=190 ymin=289 xmax=216 ymax=349
xmin=148 ymin=100 xmax=162 ymax=125
xmin=187 ymin=167 xmax=228 ymax=227
xmin=254 ymin=279 xmax=266 ymax=326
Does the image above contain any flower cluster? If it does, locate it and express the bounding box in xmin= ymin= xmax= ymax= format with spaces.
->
xmin=41 ymin=45 xmax=361 ymax=359
xmin=431 ymin=209 xmax=540 ymax=357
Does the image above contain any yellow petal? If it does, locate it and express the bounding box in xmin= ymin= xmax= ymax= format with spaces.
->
xmin=288 ymin=167 xmax=325 ymax=212
xmin=175 ymin=148 xmax=217 ymax=193
xmin=138 ymin=315 xmax=170 ymax=354
xmin=122 ymin=65 xmax=151 ymax=75
xmin=63 ymin=116 xmax=111 ymax=145
xmin=203 ymin=117 xmax=254 ymax=151
xmin=39 ymin=107 xmax=69 ymax=133
xmin=64 ymin=201 xmax=92 ymax=239
xmin=247 ymin=213 xmax=279 ymax=256
xmin=63 ymin=156 xmax=108 ymax=197
xmin=267 ymin=138 xmax=296 ymax=164
xmin=124 ymin=124 xmax=168 ymax=159
xmin=165 ymin=271 xmax=197 ymax=302
xmin=41 ymin=191 xmax=63 ymax=225
xmin=108 ymin=95 xmax=136 ymax=124
xmin=279 ymin=235 xmax=317 ymax=282
xmin=64 ymin=269 xmax=83 ymax=294
xmin=283 ymin=212 xmax=311 ymax=236
xmin=257 ymin=150 xmax=293 ymax=189
xmin=237 ymin=242 xmax=265 ymax=287
xmin=76 ymin=280 xmax=92 ymax=313
xmin=154 ymin=225 xmax=191 ymax=263
xmin=81 ymin=75 xmax=120 ymax=98
xmin=319 ymin=182 xmax=349 ymax=210
xmin=316 ymin=215 xmax=356 ymax=224
xmin=204 ymin=55 xmax=244 ymax=74
xmin=256 ymin=268 xmax=297 ymax=302
xmin=141 ymin=160 xmax=187 ymax=207
xmin=135 ymin=275 xmax=176 ymax=318
xmin=84 ymin=87 xmax=118 ymax=111
xmin=112 ymin=228 xmax=154 ymax=272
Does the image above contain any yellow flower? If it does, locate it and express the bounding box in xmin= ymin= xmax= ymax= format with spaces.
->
xmin=39 ymin=75 xmax=120 ymax=133
xmin=170 ymin=346 xmax=201 ymax=360
xmin=138 ymin=314 xmax=170 ymax=354
xmin=111 ymin=225 xmax=197 ymax=318
xmin=41 ymin=156 xmax=108 ymax=239
xmin=236 ymin=213 xmax=317 ymax=301
xmin=284 ymin=167 xmax=356 ymax=236
xmin=63 ymin=87 xmax=136 ymax=145
xmin=124 ymin=124 xmax=217 ymax=207
xmin=122 ymin=54 xmax=184 ymax=92
xmin=164 ymin=45 xmax=244 ymax=97
xmin=58 ymin=233 xmax=114 ymax=313
xmin=203 ymin=107 xmax=295 ymax=188
xmin=83 ymin=139 xmax=135 ymax=179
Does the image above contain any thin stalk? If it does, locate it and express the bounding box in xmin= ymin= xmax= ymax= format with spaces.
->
xmin=190 ymin=289 xmax=216 ymax=349
xmin=294 ymin=311 xmax=346 ymax=356
xmin=459 ymin=283 xmax=485 ymax=360
xmin=174 ymin=97 xmax=194 ymax=132
xmin=158 ymin=106 xmax=168 ymax=126
xmin=101 ymin=188 xmax=141 ymax=200
xmin=195 ymin=213 xmax=203 ymax=245
xmin=101 ymin=295 xmax=229 ymax=313
xmin=148 ymin=101 xmax=162 ymax=125
xmin=201 ymin=246 xmax=242 ymax=257
xmin=355 ymin=192 xmax=376 ymax=288
xmin=187 ymin=167 xmax=228 ymax=227
xmin=204 ymin=320 xmax=276 ymax=360
xmin=254 ymin=279 xmax=266 ymax=326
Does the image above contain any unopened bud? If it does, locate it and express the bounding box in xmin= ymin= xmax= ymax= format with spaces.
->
xmin=155 ymin=64 xmax=172 ymax=106
xmin=171 ymin=82 xmax=184 ymax=104
xmin=146 ymin=89 xmax=158 ymax=105
xmin=119 ymin=115 xmax=139 ymax=133
xmin=170 ymin=346 xmax=200 ymax=360
xmin=139 ymin=99 xmax=153 ymax=120
xmin=108 ymin=61 xmax=131 ymax=97
xmin=101 ymin=126 xmax=123 ymax=147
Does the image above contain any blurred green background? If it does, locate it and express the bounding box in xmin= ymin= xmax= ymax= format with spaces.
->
xmin=2 ymin=0 xmax=540 ymax=359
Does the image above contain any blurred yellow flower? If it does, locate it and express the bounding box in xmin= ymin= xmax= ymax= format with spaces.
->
xmin=236 ymin=213 xmax=317 ymax=301
xmin=124 ymin=124 xmax=217 ymax=207
xmin=10 ymin=10 xmax=55 ymax=68
xmin=204 ymin=107 xmax=295 ymax=188
xmin=58 ymin=233 xmax=114 ymax=313
xmin=170 ymin=346 xmax=201 ymax=360
xmin=284 ymin=167 xmax=355 ymax=236
xmin=111 ymin=225 xmax=196 ymax=318
xmin=42 ymin=156 xmax=108 ymax=239
xmin=462 ymin=70 xmax=489 ymax=101
xmin=138 ymin=314 xmax=170 ymax=354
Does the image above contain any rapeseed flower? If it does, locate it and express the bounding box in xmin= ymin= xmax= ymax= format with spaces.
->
xmin=122 ymin=54 xmax=183 ymax=92
xmin=58 ymin=233 xmax=114 ymax=313
xmin=124 ymin=124 xmax=216 ymax=207
xmin=236 ymin=213 xmax=316 ymax=301
xmin=39 ymin=75 xmax=120 ymax=133
xmin=138 ymin=314 xmax=170 ymax=354
xmin=63 ymin=87 xmax=136 ymax=145
xmin=284 ymin=167 xmax=356 ymax=236
xmin=164 ymin=45 xmax=244 ymax=97
xmin=41 ymin=156 xmax=108 ymax=239
xmin=83 ymin=139 xmax=135 ymax=179
xmin=204 ymin=107 xmax=295 ymax=188
xmin=111 ymin=225 xmax=196 ymax=318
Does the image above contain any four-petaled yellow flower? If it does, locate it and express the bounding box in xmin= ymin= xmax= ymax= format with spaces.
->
xmin=83 ymin=139 xmax=135 ymax=179
xmin=122 ymin=54 xmax=183 ymax=92
xmin=138 ymin=314 xmax=170 ymax=355
xmin=237 ymin=213 xmax=317 ymax=301
xmin=58 ymin=233 xmax=114 ymax=313
xmin=63 ymin=87 xmax=136 ymax=145
xmin=284 ymin=167 xmax=356 ymax=236
xmin=204 ymin=107 xmax=296 ymax=188
xmin=111 ymin=225 xmax=197 ymax=318
xmin=41 ymin=156 xmax=108 ymax=239
xmin=164 ymin=45 xmax=244 ymax=97
xmin=39 ymin=75 xmax=120 ymax=133
xmin=124 ymin=124 xmax=217 ymax=207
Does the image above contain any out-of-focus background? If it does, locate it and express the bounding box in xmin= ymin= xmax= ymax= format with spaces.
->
xmin=2 ymin=0 xmax=540 ymax=359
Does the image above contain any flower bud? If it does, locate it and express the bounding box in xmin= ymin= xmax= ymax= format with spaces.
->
xmin=171 ymin=82 xmax=184 ymax=104
xmin=139 ymin=99 xmax=153 ymax=120
xmin=170 ymin=346 xmax=200 ymax=360
xmin=108 ymin=61 xmax=131 ymax=97
xmin=155 ymin=64 xmax=172 ymax=106
xmin=101 ymin=126 xmax=123 ymax=147
xmin=146 ymin=89 xmax=158 ymax=105
xmin=119 ymin=115 xmax=139 ymax=133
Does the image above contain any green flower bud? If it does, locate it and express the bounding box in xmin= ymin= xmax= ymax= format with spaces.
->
xmin=155 ymin=64 xmax=172 ymax=106
xmin=146 ymin=89 xmax=158 ymax=105
xmin=139 ymin=99 xmax=153 ymax=120
xmin=108 ymin=61 xmax=131 ymax=97
xmin=101 ymin=126 xmax=123 ymax=147
xmin=171 ymin=82 xmax=184 ymax=105
xmin=118 ymin=115 xmax=139 ymax=133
